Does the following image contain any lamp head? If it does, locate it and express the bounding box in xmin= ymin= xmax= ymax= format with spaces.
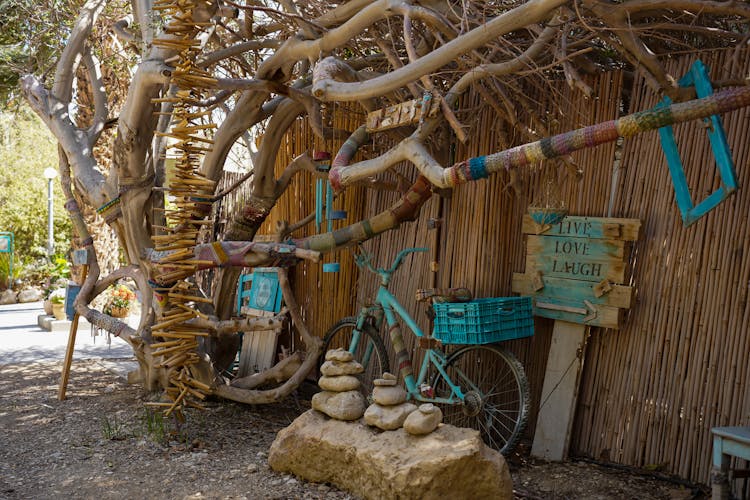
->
xmin=43 ymin=167 xmax=58 ymax=180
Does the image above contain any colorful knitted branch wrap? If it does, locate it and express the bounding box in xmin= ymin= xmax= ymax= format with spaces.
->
xmin=445 ymin=85 xmax=750 ymax=186
xmin=294 ymin=175 xmax=432 ymax=252
xmin=329 ymin=125 xmax=370 ymax=192
xmin=96 ymin=196 xmax=121 ymax=215
xmin=85 ymin=309 xmax=129 ymax=337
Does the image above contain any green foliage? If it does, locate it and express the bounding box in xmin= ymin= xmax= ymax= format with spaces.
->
xmin=48 ymin=287 xmax=65 ymax=304
xmin=100 ymin=415 xmax=127 ymax=441
xmin=140 ymin=409 xmax=168 ymax=444
xmin=0 ymin=254 xmax=11 ymax=288
xmin=0 ymin=105 xmax=72 ymax=271
xmin=0 ymin=0 xmax=83 ymax=106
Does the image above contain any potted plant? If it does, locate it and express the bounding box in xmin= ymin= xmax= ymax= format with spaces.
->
xmin=104 ymin=283 xmax=137 ymax=318
xmin=48 ymin=288 xmax=66 ymax=320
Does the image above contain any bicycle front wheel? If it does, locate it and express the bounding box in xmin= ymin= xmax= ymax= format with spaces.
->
xmin=431 ymin=345 xmax=530 ymax=455
xmin=321 ymin=317 xmax=390 ymax=397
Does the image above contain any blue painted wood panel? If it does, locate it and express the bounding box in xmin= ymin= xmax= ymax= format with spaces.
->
xmin=522 ymin=215 xmax=641 ymax=241
xmin=512 ymin=273 xmax=633 ymax=309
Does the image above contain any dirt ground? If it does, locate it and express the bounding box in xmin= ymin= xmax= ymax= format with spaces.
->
xmin=0 ymin=360 xmax=706 ymax=500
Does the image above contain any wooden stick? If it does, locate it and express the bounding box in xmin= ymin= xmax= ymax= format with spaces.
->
xmin=58 ymin=264 xmax=88 ymax=401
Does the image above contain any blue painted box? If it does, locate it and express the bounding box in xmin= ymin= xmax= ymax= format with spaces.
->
xmin=237 ymin=268 xmax=283 ymax=314
xmin=65 ymin=283 xmax=82 ymax=320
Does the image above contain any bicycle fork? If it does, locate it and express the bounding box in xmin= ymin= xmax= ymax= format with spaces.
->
xmin=349 ymin=307 xmax=386 ymax=370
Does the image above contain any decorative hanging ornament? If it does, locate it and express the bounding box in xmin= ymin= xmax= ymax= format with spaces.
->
xmin=528 ymin=162 xmax=568 ymax=226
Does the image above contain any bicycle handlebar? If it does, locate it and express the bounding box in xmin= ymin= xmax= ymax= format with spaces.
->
xmin=389 ymin=247 xmax=428 ymax=274
xmin=353 ymin=246 xmax=428 ymax=281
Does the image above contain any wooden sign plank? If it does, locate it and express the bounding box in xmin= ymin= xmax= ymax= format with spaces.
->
xmin=526 ymin=235 xmax=626 ymax=260
xmin=531 ymin=321 xmax=588 ymax=460
xmin=522 ymin=215 xmax=641 ymax=241
xmin=526 ymin=254 xmax=626 ymax=284
xmin=366 ymin=96 xmax=440 ymax=132
xmin=531 ymin=296 xmax=622 ymax=329
xmin=512 ymin=273 xmax=633 ymax=309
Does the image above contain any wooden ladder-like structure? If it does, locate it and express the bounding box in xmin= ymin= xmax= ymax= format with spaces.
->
xmin=147 ymin=0 xmax=219 ymax=420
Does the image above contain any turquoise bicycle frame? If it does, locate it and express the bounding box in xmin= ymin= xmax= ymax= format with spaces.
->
xmin=349 ymin=285 xmax=468 ymax=405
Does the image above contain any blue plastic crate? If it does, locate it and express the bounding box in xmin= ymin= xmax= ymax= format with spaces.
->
xmin=432 ymin=297 xmax=534 ymax=345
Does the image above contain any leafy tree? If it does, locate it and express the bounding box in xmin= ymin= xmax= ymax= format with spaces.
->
xmin=0 ymin=0 xmax=83 ymax=106
xmin=13 ymin=0 xmax=750 ymax=419
xmin=0 ymin=105 xmax=72 ymax=280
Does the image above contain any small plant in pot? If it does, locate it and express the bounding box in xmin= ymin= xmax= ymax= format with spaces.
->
xmin=104 ymin=284 xmax=137 ymax=318
xmin=48 ymin=288 xmax=67 ymax=320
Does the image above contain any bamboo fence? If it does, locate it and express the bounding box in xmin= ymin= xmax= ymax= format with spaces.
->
xmin=571 ymin=49 xmax=750 ymax=484
xmin=219 ymin=48 xmax=750 ymax=485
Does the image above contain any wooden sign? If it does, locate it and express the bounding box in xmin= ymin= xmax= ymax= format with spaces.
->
xmin=366 ymin=95 xmax=441 ymax=132
xmin=512 ymin=215 xmax=641 ymax=330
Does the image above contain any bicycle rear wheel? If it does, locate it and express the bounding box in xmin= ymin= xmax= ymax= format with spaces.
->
xmin=431 ymin=345 xmax=530 ymax=455
xmin=321 ymin=317 xmax=390 ymax=398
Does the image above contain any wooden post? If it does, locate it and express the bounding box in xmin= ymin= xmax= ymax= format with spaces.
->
xmin=531 ymin=320 xmax=589 ymax=461
xmin=58 ymin=250 xmax=88 ymax=401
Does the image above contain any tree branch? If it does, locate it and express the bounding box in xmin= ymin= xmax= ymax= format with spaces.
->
xmin=311 ymin=0 xmax=567 ymax=101
xmin=82 ymin=50 xmax=109 ymax=145
xmin=53 ymin=0 xmax=107 ymax=103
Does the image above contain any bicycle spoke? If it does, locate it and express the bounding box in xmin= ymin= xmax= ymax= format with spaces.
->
xmin=431 ymin=346 xmax=529 ymax=455
xmin=486 ymin=408 xmax=517 ymax=439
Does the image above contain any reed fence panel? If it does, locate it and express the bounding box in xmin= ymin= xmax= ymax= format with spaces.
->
xmin=221 ymin=48 xmax=749 ymax=485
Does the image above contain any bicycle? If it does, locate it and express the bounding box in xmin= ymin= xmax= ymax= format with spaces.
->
xmin=321 ymin=246 xmax=531 ymax=455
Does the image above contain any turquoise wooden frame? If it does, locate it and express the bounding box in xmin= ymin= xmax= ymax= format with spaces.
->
xmin=235 ymin=267 xmax=283 ymax=314
xmin=0 ymin=231 xmax=14 ymax=287
xmin=657 ymin=60 xmax=738 ymax=227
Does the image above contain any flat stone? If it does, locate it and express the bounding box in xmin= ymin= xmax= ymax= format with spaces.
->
xmin=404 ymin=404 xmax=443 ymax=435
xmin=320 ymin=359 xmax=364 ymax=377
xmin=325 ymin=348 xmax=354 ymax=363
xmin=269 ymin=410 xmax=513 ymax=500
xmin=372 ymin=385 xmax=407 ymax=406
xmin=319 ymin=375 xmax=361 ymax=392
xmin=364 ymin=402 xmax=417 ymax=431
xmin=312 ymin=390 xmax=366 ymax=421
xmin=373 ymin=378 xmax=397 ymax=387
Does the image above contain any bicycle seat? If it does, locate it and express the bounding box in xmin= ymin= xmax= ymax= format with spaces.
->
xmin=415 ymin=287 xmax=473 ymax=303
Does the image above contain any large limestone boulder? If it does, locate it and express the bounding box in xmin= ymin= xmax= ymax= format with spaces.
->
xmin=269 ymin=410 xmax=513 ymax=500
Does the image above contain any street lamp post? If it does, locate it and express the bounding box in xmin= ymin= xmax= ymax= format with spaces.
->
xmin=43 ymin=167 xmax=58 ymax=258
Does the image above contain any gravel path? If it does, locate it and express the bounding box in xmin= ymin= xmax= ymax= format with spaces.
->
xmin=0 ymin=360 xmax=701 ymax=499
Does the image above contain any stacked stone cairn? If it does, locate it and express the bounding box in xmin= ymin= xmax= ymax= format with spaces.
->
xmin=403 ymin=403 xmax=443 ymax=435
xmin=312 ymin=349 xmax=367 ymax=421
xmin=364 ymin=372 xmax=418 ymax=431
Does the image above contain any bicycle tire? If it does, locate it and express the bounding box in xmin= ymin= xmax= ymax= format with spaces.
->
xmin=320 ymin=316 xmax=390 ymax=397
xmin=431 ymin=345 xmax=530 ymax=455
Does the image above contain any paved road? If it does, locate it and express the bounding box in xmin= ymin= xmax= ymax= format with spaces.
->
xmin=0 ymin=301 xmax=134 ymax=364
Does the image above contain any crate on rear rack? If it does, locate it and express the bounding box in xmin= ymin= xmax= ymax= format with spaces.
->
xmin=432 ymin=296 xmax=534 ymax=345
